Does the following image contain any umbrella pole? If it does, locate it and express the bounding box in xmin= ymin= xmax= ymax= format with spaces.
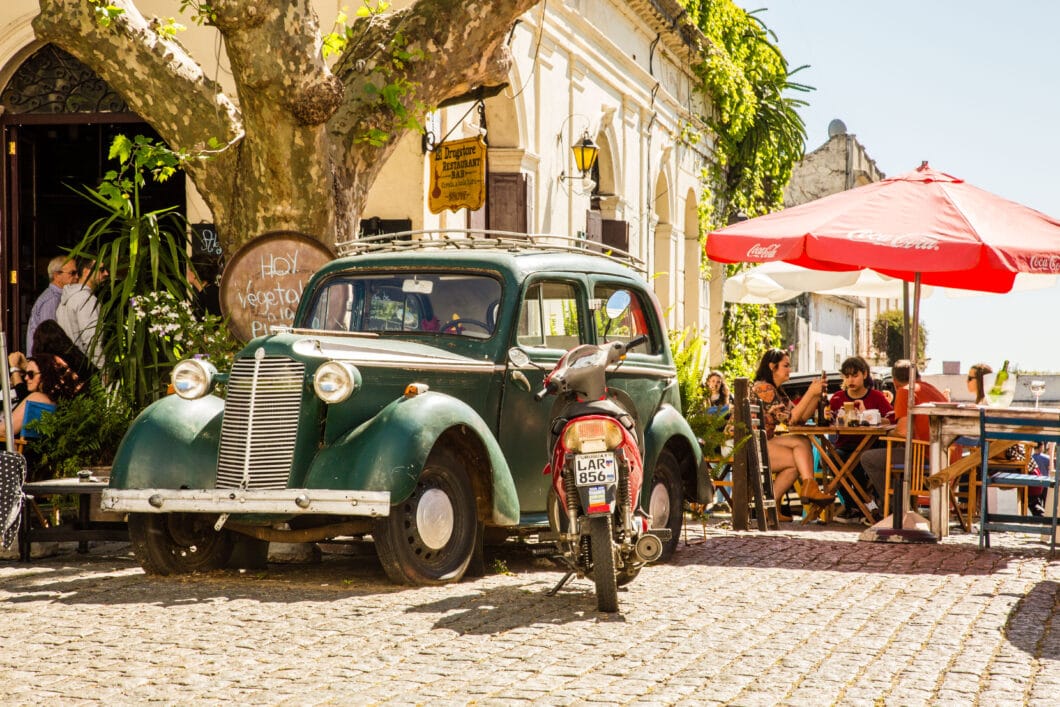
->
xmin=862 ymin=273 xmax=937 ymax=543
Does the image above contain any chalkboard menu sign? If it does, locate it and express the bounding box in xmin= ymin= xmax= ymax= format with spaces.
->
xmin=219 ymin=232 xmax=335 ymax=341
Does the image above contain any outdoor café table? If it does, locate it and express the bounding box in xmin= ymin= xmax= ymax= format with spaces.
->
xmin=912 ymin=403 xmax=1060 ymax=538
xmin=782 ymin=423 xmax=895 ymax=523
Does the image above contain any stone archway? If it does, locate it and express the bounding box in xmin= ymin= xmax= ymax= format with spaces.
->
xmin=1 ymin=44 xmax=185 ymax=349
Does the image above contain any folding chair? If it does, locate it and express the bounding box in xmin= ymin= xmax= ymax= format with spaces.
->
xmin=978 ymin=409 xmax=1060 ymax=554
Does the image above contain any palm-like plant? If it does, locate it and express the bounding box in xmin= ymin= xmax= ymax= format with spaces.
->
xmin=68 ymin=134 xmax=197 ymax=409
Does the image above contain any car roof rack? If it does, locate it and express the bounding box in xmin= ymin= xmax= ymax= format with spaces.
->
xmin=334 ymin=229 xmax=646 ymax=273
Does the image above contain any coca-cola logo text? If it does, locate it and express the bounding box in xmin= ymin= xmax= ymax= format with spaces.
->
xmin=746 ymin=243 xmax=781 ymax=259
xmin=1029 ymin=255 xmax=1060 ymax=272
xmin=846 ymin=230 xmax=940 ymax=251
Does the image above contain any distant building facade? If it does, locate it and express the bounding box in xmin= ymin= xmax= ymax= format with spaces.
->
xmin=777 ymin=119 xmax=897 ymax=371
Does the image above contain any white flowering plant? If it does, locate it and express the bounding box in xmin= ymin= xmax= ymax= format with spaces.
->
xmin=130 ymin=290 xmax=239 ymax=373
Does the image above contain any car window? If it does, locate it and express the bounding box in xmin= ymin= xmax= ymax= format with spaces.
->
xmin=303 ymin=272 xmax=501 ymax=338
xmin=517 ymin=281 xmax=584 ymax=350
xmin=593 ymin=284 xmax=657 ymax=353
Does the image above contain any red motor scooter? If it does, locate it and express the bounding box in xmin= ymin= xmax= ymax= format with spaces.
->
xmin=533 ymin=327 xmax=670 ymax=612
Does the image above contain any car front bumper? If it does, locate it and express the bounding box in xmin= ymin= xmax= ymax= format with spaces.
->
xmin=101 ymin=488 xmax=391 ymax=517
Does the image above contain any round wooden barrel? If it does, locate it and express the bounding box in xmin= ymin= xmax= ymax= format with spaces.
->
xmin=219 ymin=231 xmax=335 ymax=342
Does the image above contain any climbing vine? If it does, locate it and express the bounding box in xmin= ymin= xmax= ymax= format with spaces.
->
xmin=682 ymin=0 xmax=810 ymax=377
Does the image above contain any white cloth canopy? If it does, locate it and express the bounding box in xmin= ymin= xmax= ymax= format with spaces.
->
xmin=723 ymin=260 xmax=1054 ymax=304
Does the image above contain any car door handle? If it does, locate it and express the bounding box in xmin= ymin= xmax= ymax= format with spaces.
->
xmin=510 ymin=370 xmax=531 ymax=392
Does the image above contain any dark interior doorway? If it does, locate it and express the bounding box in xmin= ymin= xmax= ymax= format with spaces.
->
xmin=4 ymin=119 xmax=185 ymax=350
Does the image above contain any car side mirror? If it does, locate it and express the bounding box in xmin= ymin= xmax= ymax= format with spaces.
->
xmin=604 ymin=290 xmax=631 ymax=320
xmin=507 ymin=347 xmax=530 ymax=368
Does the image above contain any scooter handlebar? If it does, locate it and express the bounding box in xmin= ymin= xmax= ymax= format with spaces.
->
xmin=626 ymin=334 xmax=649 ymax=352
xmin=534 ymin=379 xmax=557 ymax=401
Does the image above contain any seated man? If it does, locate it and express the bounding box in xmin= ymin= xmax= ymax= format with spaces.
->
xmin=861 ymin=359 xmax=948 ymax=509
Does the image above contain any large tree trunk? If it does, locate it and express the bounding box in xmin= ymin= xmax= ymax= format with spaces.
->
xmin=33 ymin=0 xmax=538 ymax=255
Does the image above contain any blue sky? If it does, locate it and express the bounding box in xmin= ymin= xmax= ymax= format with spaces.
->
xmin=732 ymin=1 xmax=1060 ymax=373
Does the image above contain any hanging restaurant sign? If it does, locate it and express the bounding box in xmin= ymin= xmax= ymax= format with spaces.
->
xmin=428 ymin=136 xmax=487 ymax=214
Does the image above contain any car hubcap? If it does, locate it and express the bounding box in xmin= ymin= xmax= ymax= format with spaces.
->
xmin=649 ymin=482 xmax=670 ymax=529
xmin=416 ymin=488 xmax=455 ymax=549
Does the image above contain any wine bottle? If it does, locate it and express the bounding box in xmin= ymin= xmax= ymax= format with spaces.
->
xmin=989 ymin=360 xmax=1010 ymax=396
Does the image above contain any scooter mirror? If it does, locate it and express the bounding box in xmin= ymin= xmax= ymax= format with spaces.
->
xmin=604 ymin=290 xmax=631 ymax=320
xmin=507 ymin=347 xmax=530 ymax=368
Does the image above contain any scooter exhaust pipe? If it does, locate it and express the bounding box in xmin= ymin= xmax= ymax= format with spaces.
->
xmin=634 ymin=533 xmax=663 ymax=562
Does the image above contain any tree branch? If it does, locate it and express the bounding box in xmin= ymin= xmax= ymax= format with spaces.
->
xmin=33 ymin=0 xmax=242 ymax=209
xmin=211 ymin=0 xmax=344 ymax=126
xmin=329 ymin=0 xmax=538 ymax=143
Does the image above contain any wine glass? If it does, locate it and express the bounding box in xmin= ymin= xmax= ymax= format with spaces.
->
xmin=1030 ymin=380 xmax=1047 ymax=409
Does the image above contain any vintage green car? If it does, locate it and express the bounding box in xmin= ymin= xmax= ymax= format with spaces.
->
xmin=103 ymin=238 xmax=707 ymax=584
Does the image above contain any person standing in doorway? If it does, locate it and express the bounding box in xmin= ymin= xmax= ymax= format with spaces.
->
xmin=25 ymin=255 xmax=78 ymax=354
xmin=55 ymin=257 xmax=109 ymax=368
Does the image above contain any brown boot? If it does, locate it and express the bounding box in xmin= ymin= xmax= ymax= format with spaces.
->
xmin=774 ymin=498 xmax=793 ymax=523
xmin=799 ymin=477 xmax=836 ymax=504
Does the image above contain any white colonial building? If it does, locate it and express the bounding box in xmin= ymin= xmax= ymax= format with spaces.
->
xmin=0 ymin=0 xmax=716 ymax=351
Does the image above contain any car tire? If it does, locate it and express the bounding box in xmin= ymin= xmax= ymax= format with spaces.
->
xmin=648 ymin=449 xmax=684 ymax=562
xmin=128 ymin=513 xmax=235 ymax=575
xmin=373 ymin=448 xmax=478 ymax=585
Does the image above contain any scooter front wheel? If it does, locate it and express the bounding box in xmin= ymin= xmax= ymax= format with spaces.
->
xmin=590 ymin=515 xmax=619 ymax=612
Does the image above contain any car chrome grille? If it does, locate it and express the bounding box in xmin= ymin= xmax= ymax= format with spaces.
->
xmin=217 ymin=355 xmax=305 ymax=490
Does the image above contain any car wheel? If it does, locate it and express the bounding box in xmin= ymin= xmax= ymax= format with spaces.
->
xmin=373 ymin=448 xmax=477 ymax=585
xmin=648 ymin=449 xmax=684 ymax=562
xmin=128 ymin=513 xmax=234 ymax=575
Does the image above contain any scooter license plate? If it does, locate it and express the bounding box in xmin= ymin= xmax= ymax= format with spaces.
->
xmin=574 ymin=452 xmax=617 ymax=486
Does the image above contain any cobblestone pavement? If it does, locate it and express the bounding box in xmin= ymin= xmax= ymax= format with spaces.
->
xmin=2 ymin=521 xmax=1060 ymax=705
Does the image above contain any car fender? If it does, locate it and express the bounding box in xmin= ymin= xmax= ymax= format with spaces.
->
xmin=643 ymin=403 xmax=706 ymax=499
xmin=305 ymin=391 xmax=520 ymax=525
xmin=110 ymin=395 xmax=224 ymax=489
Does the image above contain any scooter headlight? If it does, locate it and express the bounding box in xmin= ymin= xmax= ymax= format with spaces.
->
xmin=171 ymin=359 xmax=218 ymax=400
xmin=313 ymin=361 xmax=362 ymax=404
xmin=562 ymin=418 xmax=624 ymax=453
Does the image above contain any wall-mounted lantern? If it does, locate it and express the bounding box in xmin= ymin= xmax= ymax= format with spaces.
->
xmin=560 ymin=130 xmax=599 ymax=181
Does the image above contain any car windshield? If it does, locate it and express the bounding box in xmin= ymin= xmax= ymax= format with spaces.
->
xmin=302 ymin=272 xmax=502 ymax=339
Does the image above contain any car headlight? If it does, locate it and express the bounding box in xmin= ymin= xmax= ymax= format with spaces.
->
xmin=562 ymin=417 xmax=625 ymax=454
xmin=313 ymin=361 xmax=362 ymax=404
xmin=171 ymin=359 xmax=218 ymax=400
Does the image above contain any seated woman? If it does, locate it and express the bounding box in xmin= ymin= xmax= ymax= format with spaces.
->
xmin=705 ymin=370 xmax=732 ymax=416
xmin=9 ymin=320 xmax=95 ymax=402
xmin=1 ymin=354 xmax=80 ymax=481
xmin=827 ymin=355 xmax=894 ymax=521
xmin=751 ymin=348 xmax=835 ymax=522
xmin=1 ymin=356 xmax=58 ymax=438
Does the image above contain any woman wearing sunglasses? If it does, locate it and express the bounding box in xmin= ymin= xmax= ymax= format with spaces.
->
xmin=0 ymin=353 xmax=74 ymax=440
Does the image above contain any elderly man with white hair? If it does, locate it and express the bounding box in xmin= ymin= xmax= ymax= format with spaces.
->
xmin=25 ymin=255 xmax=78 ymax=354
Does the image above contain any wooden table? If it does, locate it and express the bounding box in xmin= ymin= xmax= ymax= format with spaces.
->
xmin=19 ymin=477 xmax=128 ymax=561
xmin=783 ymin=424 xmax=895 ymax=523
xmin=913 ymin=403 xmax=1060 ymax=538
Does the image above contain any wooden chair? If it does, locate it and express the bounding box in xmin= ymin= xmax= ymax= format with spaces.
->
xmin=950 ymin=439 xmax=1035 ymax=529
xmin=978 ymin=410 xmax=1060 ymax=554
xmin=882 ymin=436 xmax=970 ymax=530
xmin=683 ymin=455 xmax=731 ymax=545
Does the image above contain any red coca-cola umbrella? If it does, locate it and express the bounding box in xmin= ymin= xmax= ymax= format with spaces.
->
xmin=706 ymin=162 xmax=1060 ymax=541
xmin=707 ymin=162 xmax=1060 ymax=292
